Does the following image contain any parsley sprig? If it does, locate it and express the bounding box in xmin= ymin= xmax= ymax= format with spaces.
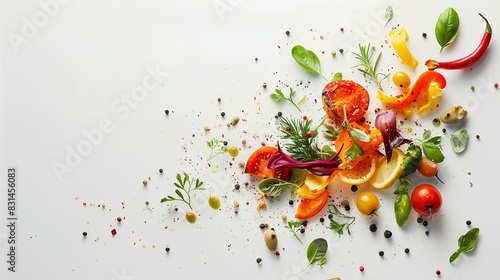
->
xmin=206 ymin=139 xmax=228 ymax=161
xmin=160 ymin=172 xmax=205 ymax=210
xmin=270 ymin=87 xmax=305 ymax=112
xmin=327 ymin=204 xmax=355 ymax=236
xmin=352 ymin=43 xmax=390 ymax=91
xmin=285 ymin=220 xmax=306 ymax=244
xmin=279 ymin=116 xmax=325 ymax=162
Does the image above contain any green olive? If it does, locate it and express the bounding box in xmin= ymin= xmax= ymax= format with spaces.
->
xmin=185 ymin=212 xmax=197 ymax=223
xmin=228 ymin=146 xmax=239 ymax=157
xmin=208 ymin=195 xmax=221 ymax=210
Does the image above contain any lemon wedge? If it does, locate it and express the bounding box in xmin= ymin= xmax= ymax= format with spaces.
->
xmin=338 ymin=156 xmax=377 ymax=185
xmin=368 ymin=148 xmax=406 ymax=189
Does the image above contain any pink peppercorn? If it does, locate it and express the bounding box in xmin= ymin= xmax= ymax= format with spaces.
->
xmin=359 ymin=266 xmax=365 ymax=272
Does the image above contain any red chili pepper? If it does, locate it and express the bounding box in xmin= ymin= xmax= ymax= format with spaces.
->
xmin=426 ymin=13 xmax=492 ymax=70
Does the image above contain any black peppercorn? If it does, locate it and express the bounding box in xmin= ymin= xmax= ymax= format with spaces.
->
xmin=285 ymin=30 xmax=290 ymax=36
xmin=256 ymin=257 xmax=262 ymax=264
xmin=165 ymin=247 xmax=170 ymax=252
xmin=369 ymin=224 xmax=378 ymax=232
xmin=82 ymin=232 xmax=87 ymax=237
xmin=159 ymin=168 xmax=163 ymax=173
xmin=466 ymin=220 xmax=472 ymax=226
xmin=351 ymin=185 xmax=358 ymax=192
xmin=405 ymin=248 xmax=410 ymax=254
xmin=221 ymin=112 xmax=226 ymax=117
xmin=384 ymin=230 xmax=392 ymax=238
xmin=417 ymin=217 xmax=424 ymax=224
xmin=288 ymin=199 xmax=294 ymax=205
xmin=379 ymin=251 xmax=384 ymax=257
xmin=234 ymin=184 xmax=240 ymax=190
xmin=422 ymin=32 xmax=427 ymax=38
xmin=164 ymin=109 xmax=170 ymax=115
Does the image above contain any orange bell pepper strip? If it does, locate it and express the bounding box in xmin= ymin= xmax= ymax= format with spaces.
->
xmin=295 ymin=189 xmax=329 ymax=220
xmin=377 ymin=71 xmax=447 ymax=108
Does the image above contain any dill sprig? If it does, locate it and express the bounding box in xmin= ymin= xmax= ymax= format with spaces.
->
xmin=352 ymin=43 xmax=390 ymax=91
xmin=206 ymin=139 xmax=228 ymax=161
xmin=279 ymin=116 xmax=324 ymax=162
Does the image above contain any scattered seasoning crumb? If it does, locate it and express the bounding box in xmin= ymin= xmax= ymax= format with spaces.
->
xmin=82 ymin=232 xmax=87 ymax=237
xmin=470 ymin=85 xmax=475 ymax=91
xmin=466 ymin=220 xmax=472 ymax=226
xmin=204 ymin=126 xmax=210 ymax=132
xmin=359 ymin=266 xmax=365 ymax=272
xmin=384 ymin=230 xmax=392 ymax=238
xmin=256 ymin=257 xmax=262 ymax=264
xmin=422 ymin=32 xmax=427 ymax=38
xmin=282 ymin=215 xmax=287 ymax=221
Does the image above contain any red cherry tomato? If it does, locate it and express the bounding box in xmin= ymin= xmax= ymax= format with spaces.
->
xmin=321 ymin=80 xmax=370 ymax=125
xmin=417 ymin=156 xmax=438 ymax=177
xmin=410 ymin=184 xmax=442 ymax=216
xmin=245 ymin=146 xmax=292 ymax=181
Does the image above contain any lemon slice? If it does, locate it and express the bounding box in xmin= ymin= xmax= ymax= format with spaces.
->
xmin=338 ymin=156 xmax=377 ymax=185
xmin=368 ymin=148 xmax=406 ymax=189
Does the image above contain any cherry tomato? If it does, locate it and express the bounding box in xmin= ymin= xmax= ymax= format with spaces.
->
xmin=322 ymin=80 xmax=370 ymax=125
xmin=410 ymin=184 xmax=442 ymax=216
xmin=355 ymin=191 xmax=380 ymax=215
xmin=417 ymin=156 xmax=438 ymax=177
xmin=295 ymin=190 xmax=329 ymax=220
xmin=392 ymin=71 xmax=411 ymax=89
xmin=245 ymin=146 xmax=292 ymax=181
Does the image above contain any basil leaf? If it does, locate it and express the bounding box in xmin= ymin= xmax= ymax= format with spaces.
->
xmin=421 ymin=142 xmax=445 ymax=163
xmin=450 ymin=127 xmax=468 ymax=153
xmin=384 ymin=6 xmax=394 ymax=26
xmin=423 ymin=130 xmax=432 ymax=140
xmin=258 ymin=178 xmax=293 ymax=197
xmin=332 ymin=72 xmax=343 ymax=81
xmin=307 ymin=238 xmax=328 ymax=264
xmin=291 ymin=45 xmax=326 ymax=80
xmin=435 ymin=7 xmax=460 ymax=54
xmin=450 ymin=228 xmax=479 ymax=263
xmin=394 ymin=179 xmax=411 ymax=227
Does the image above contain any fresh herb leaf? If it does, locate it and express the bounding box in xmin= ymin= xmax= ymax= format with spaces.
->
xmin=340 ymin=108 xmax=369 ymax=162
xmin=450 ymin=228 xmax=480 ymax=263
xmin=258 ymin=169 xmax=307 ymax=196
xmin=279 ymin=116 xmax=325 ymax=162
xmin=415 ymin=131 xmax=445 ymax=163
xmin=206 ymin=139 xmax=228 ymax=161
xmin=270 ymin=88 xmax=303 ymax=112
xmin=327 ymin=204 xmax=355 ymax=235
xmin=332 ymin=72 xmax=343 ymax=81
xmin=160 ymin=172 xmax=205 ymax=210
xmin=285 ymin=220 xmax=305 ymax=244
xmin=435 ymin=7 xmax=460 ymax=54
xmin=352 ymin=43 xmax=390 ymax=91
xmin=299 ymin=238 xmax=328 ymax=273
xmin=291 ymin=45 xmax=327 ymax=80
xmin=394 ymin=178 xmax=412 ymax=227
xmin=450 ymin=127 xmax=468 ymax=153
xmin=385 ymin=6 xmax=394 ymax=26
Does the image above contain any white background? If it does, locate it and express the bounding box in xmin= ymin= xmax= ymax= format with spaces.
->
xmin=1 ymin=1 xmax=499 ymax=279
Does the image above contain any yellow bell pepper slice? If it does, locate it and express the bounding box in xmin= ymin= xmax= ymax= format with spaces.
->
xmin=295 ymin=172 xmax=328 ymax=199
xmin=389 ymin=27 xmax=419 ymax=69
xmin=416 ymin=83 xmax=443 ymax=114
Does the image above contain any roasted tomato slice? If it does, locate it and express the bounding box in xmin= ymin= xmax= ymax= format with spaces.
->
xmin=245 ymin=146 xmax=292 ymax=181
xmin=322 ymin=80 xmax=370 ymax=125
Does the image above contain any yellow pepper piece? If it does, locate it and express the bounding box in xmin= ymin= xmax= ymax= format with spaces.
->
xmin=416 ymin=83 xmax=443 ymax=115
xmin=389 ymin=27 xmax=419 ymax=69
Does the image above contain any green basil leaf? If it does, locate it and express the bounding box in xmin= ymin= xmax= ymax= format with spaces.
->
xmin=258 ymin=178 xmax=292 ymax=197
xmin=384 ymin=6 xmax=394 ymax=26
xmin=307 ymin=238 xmax=328 ymax=264
xmin=423 ymin=130 xmax=432 ymax=140
xmin=421 ymin=142 xmax=445 ymax=163
xmin=450 ymin=127 xmax=468 ymax=153
xmin=458 ymin=228 xmax=479 ymax=252
xmin=435 ymin=7 xmax=460 ymax=53
xmin=332 ymin=72 xmax=343 ymax=81
xmin=291 ymin=45 xmax=325 ymax=79
xmin=450 ymin=227 xmax=479 ymax=263
xmin=394 ymin=194 xmax=411 ymax=227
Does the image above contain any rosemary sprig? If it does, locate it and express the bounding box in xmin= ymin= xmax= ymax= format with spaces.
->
xmin=352 ymin=43 xmax=390 ymax=91
xmin=285 ymin=220 xmax=305 ymax=243
xmin=279 ymin=116 xmax=325 ymax=162
xmin=327 ymin=204 xmax=355 ymax=236
xmin=160 ymin=172 xmax=205 ymax=210
xmin=206 ymin=139 xmax=228 ymax=161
